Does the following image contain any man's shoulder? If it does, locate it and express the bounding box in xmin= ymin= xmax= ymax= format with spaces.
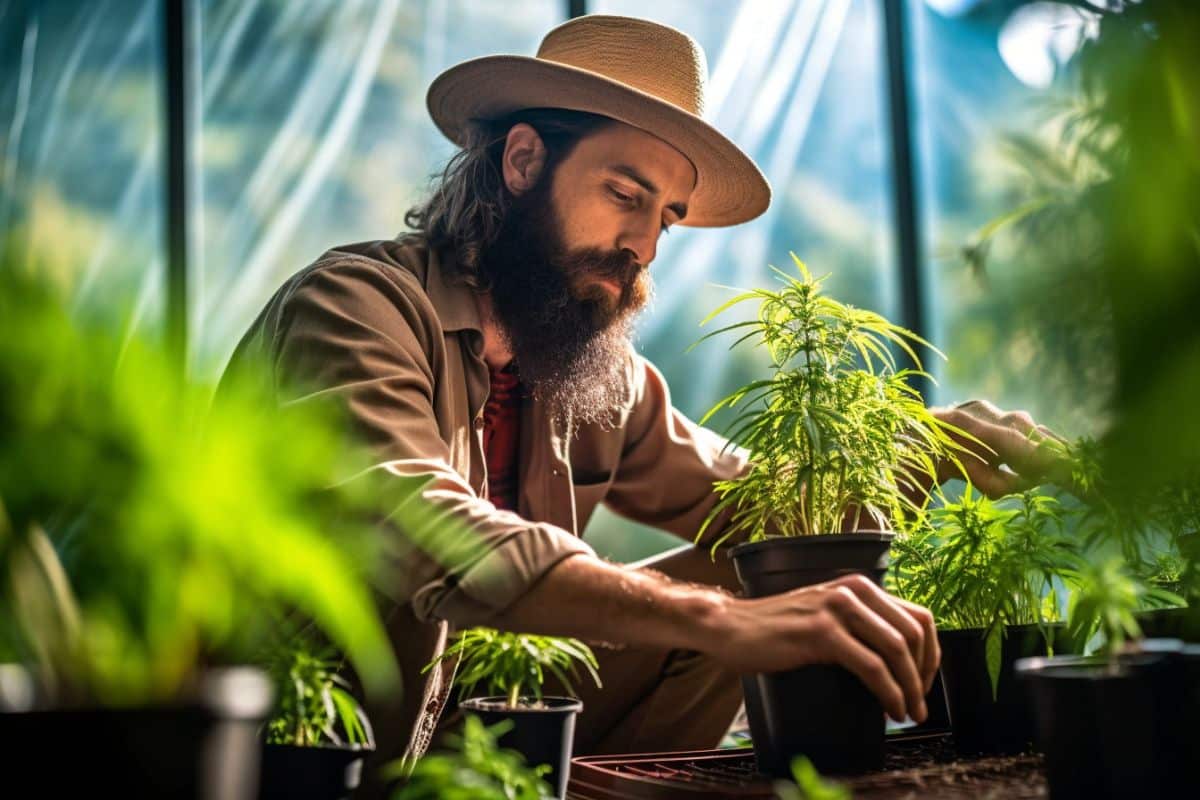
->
xmin=302 ymin=235 xmax=433 ymax=293
xmin=268 ymin=235 xmax=447 ymax=323
xmin=224 ymin=237 xmax=459 ymax=391
xmin=243 ymin=235 xmax=450 ymax=352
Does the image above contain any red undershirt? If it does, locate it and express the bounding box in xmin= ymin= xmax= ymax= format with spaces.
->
xmin=482 ymin=363 xmax=522 ymax=511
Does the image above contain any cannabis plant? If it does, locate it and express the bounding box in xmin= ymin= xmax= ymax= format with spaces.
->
xmin=695 ymin=256 xmax=964 ymax=549
xmin=426 ymin=628 xmax=601 ymax=709
xmin=889 ymin=484 xmax=1081 ymax=693
xmin=387 ymin=715 xmax=552 ymax=799
xmin=263 ymin=631 xmax=372 ymax=748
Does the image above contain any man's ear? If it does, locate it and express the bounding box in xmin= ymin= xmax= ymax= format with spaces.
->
xmin=501 ymin=123 xmax=548 ymax=196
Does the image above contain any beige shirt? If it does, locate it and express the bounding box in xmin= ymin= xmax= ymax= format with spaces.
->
xmin=224 ymin=235 xmax=748 ymax=761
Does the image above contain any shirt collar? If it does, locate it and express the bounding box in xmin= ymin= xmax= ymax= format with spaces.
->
xmin=421 ymin=241 xmax=483 ymax=336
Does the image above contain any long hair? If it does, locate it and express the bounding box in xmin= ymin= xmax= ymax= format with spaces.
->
xmin=404 ymin=108 xmax=614 ymax=288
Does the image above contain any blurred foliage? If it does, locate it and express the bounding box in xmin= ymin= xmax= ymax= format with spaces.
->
xmin=1076 ymin=1 xmax=1200 ymax=497
xmin=696 ymin=256 xmax=962 ymax=545
xmin=0 ymin=245 xmax=407 ymax=706
xmin=961 ymin=1 xmax=1200 ymax=494
xmin=386 ymin=714 xmax=553 ymax=800
xmin=946 ymin=1 xmax=1200 ymax=637
xmin=773 ymin=755 xmax=850 ymax=800
xmin=1066 ymin=555 xmax=1179 ymax=657
xmin=426 ymin=627 xmax=601 ymax=710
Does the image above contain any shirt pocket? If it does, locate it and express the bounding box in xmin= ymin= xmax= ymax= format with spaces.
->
xmin=570 ymin=469 xmax=613 ymax=533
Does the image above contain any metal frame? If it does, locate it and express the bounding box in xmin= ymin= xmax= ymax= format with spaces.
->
xmin=163 ymin=0 xmax=190 ymax=369
xmin=881 ymin=0 xmax=930 ymax=393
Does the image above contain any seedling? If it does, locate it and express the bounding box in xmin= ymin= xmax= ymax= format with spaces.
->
xmin=425 ymin=627 xmax=601 ymax=708
xmin=263 ymin=633 xmax=372 ymax=748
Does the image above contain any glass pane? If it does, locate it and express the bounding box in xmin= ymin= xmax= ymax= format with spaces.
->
xmin=193 ymin=0 xmax=562 ymax=376
xmin=0 ymin=0 xmax=163 ymax=330
xmin=590 ymin=0 xmax=897 ymax=560
xmin=909 ymin=0 xmax=1103 ymax=436
xmin=593 ymin=0 xmax=897 ymax=421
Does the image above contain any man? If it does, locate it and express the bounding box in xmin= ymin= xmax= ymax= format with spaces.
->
xmin=226 ymin=14 xmax=1057 ymax=790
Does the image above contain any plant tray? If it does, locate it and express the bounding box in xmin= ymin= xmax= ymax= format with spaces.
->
xmin=566 ymin=733 xmax=1046 ymax=799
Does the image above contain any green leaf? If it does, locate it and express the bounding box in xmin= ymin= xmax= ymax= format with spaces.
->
xmin=985 ymin=623 xmax=1004 ymax=702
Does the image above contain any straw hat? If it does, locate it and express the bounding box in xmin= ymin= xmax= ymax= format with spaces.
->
xmin=426 ymin=15 xmax=771 ymax=228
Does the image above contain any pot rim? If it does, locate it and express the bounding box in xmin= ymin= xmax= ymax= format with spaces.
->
xmin=729 ymin=531 xmax=895 ymax=559
xmin=459 ymin=695 xmax=584 ymax=714
xmin=1014 ymin=652 xmax=1170 ymax=680
xmin=0 ymin=664 xmax=274 ymax=718
xmin=263 ymin=741 xmax=375 ymax=754
xmin=938 ymin=622 xmax=1065 ymax=639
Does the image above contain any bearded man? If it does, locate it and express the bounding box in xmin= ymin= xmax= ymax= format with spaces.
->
xmin=225 ymin=14 xmax=1057 ymax=793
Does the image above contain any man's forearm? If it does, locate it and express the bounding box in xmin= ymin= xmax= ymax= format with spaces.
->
xmin=477 ymin=550 xmax=941 ymax=723
xmin=487 ymin=553 xmax=729 ymax=653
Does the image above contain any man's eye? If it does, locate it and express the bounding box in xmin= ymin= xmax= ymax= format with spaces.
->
xmin=608 ymin=186 xmax=634 ymax=204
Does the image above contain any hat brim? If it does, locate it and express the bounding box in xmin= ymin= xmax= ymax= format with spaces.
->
xmin=426 ymin=55 xmax=771 ymax=228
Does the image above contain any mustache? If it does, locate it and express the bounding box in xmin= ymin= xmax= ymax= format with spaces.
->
xmin=559 ymin=247 xmax=643 ymax=285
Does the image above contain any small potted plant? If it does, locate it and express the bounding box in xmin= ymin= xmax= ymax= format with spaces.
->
xmin=258 ymin=630 xmax=376 ymax=800
xmin=1017 ymin=557 xmax=1193 ymax=799
xmin=694 ymin=256 xmax=963 ymax=776
xmin=424 ymin=627 xmax=600 ymax=798
xmin=387 ymin=714 xmax=553 ymax=799
xmin=889 ymin=484 xmax=1081 ymax=755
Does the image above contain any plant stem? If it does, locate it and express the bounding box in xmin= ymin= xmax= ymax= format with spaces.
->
xmin=838 ymin=461 xmax=848 ymax=532
xmin=508 ymin=682 xmax=521 ymax=708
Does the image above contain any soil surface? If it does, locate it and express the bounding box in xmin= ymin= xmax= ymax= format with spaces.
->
xmin=849 ymin=735 xmax=1044 ymax=799
xmin=567 ymin=734 xmax=1046 ymax=799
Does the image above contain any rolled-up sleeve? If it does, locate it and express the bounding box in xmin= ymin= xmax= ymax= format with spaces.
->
xmin=259 ymin=259 xmax=593 ymax=626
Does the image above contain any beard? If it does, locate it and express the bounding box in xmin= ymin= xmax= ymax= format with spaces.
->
xmin=478 ymin=178 xmax=652 ymax=428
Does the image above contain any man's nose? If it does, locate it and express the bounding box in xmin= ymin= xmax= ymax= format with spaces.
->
xmin=616 ymin=218 xmax=659 ymax=267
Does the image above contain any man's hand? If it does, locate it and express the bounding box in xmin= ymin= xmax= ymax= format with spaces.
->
xmin=705 ymin=573 xmax=938 ymax=723
xmin=927 ymin=399 xmax=1066 ymax=498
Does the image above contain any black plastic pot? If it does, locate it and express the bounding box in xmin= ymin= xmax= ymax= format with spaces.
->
xmin=459 ymin=695 xmax=582 ymax=798
xmin=938 ymin=623 xmax=1070 ymax=756
xmin=258 ymin=743 xmax=371 ymax=800
xmin=0 ymin=665 xmax=273 ymax=798
xmin=1017 ymin=643 xmax=1199 ymax=799
xmin=1135 ymin=606 xmax=1200 ymax=643
xmin=730 ymin=532 xmax=893 ymax=777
